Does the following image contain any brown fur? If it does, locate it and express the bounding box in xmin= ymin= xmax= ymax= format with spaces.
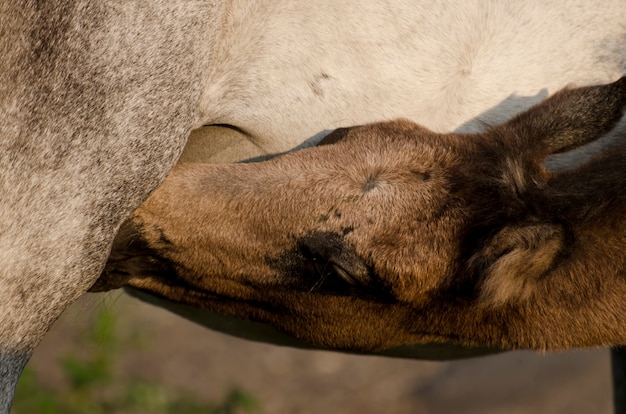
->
xmin=95 ymin=77 xmax=626 ymax=352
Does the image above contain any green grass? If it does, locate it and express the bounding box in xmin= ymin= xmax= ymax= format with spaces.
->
xmin=12 ymin=307 xmax=259 ymax=414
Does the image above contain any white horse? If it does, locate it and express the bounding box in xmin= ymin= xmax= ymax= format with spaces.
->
xmin=1 ymin=0 xmax=624 ymax=411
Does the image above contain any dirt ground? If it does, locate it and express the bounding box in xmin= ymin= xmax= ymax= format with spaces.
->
xmin=27 ymin=291 xmax=613 ymax=414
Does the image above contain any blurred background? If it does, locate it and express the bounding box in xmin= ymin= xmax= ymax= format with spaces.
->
xmin=13 ymin=290 xmax=612 ymax=414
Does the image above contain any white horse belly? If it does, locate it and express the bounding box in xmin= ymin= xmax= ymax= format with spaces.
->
xmin=194 ymin=0 xmax=625 ymax=157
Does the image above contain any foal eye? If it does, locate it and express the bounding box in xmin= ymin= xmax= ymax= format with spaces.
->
xmin=330 ymin=263 xmax=359 ymax=285
xmin=303 ymin=252 xmax=396 ymax=303
xmin=295 ymin=231 xmax=395 ymax=302
xmin=303 ymin=252 xmax=357 ymax=292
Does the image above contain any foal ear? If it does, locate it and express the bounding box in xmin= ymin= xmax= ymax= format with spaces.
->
xmin=502 ymin=76 xmax=626 ymax=156
xmin=470 ymin=223 xmax=564 ymax=306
